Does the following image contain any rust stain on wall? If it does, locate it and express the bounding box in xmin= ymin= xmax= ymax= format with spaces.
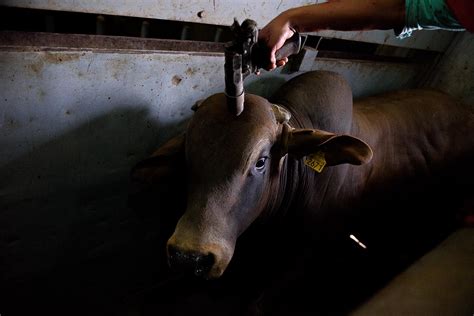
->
xmin=108 ymin=58 xmax=130 ymax=80
xmin=29 ymin=58 xmax=44 ymax=74
xmin=27 ymin=52 xmax=82 ymax=75
xmin=43 ymin=52 xmax=81 ymax=64
xmin=172 ymin=75 xmax=183 ymax=85
xmin=186 ymin=67 xmax=197 ymax=76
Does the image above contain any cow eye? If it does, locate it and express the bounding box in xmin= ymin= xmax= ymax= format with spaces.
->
xmin=255 ymin=157 xmax=267 ymax=172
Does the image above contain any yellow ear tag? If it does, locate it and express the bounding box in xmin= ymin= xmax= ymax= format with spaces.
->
xmin=304 ymin=151 xmax=326 ymax=173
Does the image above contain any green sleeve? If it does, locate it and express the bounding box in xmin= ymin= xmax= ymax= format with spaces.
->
xmin=397 ymin=0 xmax=465 ymax=38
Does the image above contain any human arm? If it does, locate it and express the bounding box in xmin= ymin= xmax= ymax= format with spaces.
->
xmin=259 ymin=0 xmax=405 ymax=70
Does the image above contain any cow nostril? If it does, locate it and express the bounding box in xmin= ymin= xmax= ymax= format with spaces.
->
xmin=167 ymin=245 xmax=215 ymax=277
xmin=194 ymin=253 xmax=215 ymax=277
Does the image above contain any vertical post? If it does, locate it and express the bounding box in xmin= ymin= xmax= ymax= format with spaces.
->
xmin=96 ymin=15 xmax=105 ymax=35
xmin=140 ymin=21 xmax=150 ymax=38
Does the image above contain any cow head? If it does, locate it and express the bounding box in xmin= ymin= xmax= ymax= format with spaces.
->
xmin=132 ymin=93 xmax=372 ymax=279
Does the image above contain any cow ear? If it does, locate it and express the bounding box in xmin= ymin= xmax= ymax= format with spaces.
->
xmin=130 ymin=133 xmax=186 ymax=185
xmin=286 ymin=128 xmax=373 ymax=166
xmin=271 ymin=103 xmax=291 ymax=123
xmin=129 ymin=133 xmax=187 ymax=214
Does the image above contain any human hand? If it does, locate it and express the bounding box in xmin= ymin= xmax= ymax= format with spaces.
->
xmin=259 ymin=14 xmax=295 ymax=71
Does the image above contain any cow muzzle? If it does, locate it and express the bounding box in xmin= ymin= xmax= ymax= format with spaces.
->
xmin=166 ymin=235 xmax=234 ymax=279
xmin=167 ymin=244 xmax=215 ymax=277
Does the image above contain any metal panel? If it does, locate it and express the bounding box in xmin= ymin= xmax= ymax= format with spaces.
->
xmin=1 ymin=0 xmax=457 ymax=51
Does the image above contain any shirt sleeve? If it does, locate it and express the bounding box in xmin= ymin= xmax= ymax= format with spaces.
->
xmin=396 ymin=0 xmax=465 ymax=39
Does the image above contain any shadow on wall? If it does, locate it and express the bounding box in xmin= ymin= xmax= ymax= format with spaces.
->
xmin=0 ymin=105 xmax=187 ymax=316
xmin=245 ymin=75 xmax=288 ymax=99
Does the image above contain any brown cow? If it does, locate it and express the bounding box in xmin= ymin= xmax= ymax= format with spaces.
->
xmin=131 ymin=70 xmax=473 ymax=294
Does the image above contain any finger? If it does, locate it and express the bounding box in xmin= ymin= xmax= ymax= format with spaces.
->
xmin=267 ymin=48 xmax=277 ymax=70
xmin=276 ymin=57 xmax=288 ymax=67
xmin=269 ymin=48 xmax=277 ymax=67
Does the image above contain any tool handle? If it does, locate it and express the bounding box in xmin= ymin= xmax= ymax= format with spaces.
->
xmin=275 ymin=32 xmax=304 ymax=61
xmin=253 ymin=31 xmax=306 ymax=70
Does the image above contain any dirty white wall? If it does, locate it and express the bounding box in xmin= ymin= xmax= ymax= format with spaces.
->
xmin=1 ymin=1 xmax=473 ymax=315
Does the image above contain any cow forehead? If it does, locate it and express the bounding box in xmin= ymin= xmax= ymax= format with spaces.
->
xmin=188 ymin=93 xmax=278 ymax=138
xmin=186 ymin=93 xmax=279 ymax=169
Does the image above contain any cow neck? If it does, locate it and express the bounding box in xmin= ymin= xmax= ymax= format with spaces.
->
xmin=275 ymin=103 xmax=353 ymax=219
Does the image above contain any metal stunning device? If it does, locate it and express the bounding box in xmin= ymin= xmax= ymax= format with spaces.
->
xmin=224 ymin=18 xmax=307 ymax=116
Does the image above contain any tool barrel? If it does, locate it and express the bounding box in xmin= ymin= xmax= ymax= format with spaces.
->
xmin=224 ymin=49 xmax=245 ymax=116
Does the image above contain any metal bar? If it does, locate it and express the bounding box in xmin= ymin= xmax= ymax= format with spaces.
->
xmin=316 ymin=50 xmax=439 ymax=64
xmin=0 ymin=31 xmax=225 ymax=54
